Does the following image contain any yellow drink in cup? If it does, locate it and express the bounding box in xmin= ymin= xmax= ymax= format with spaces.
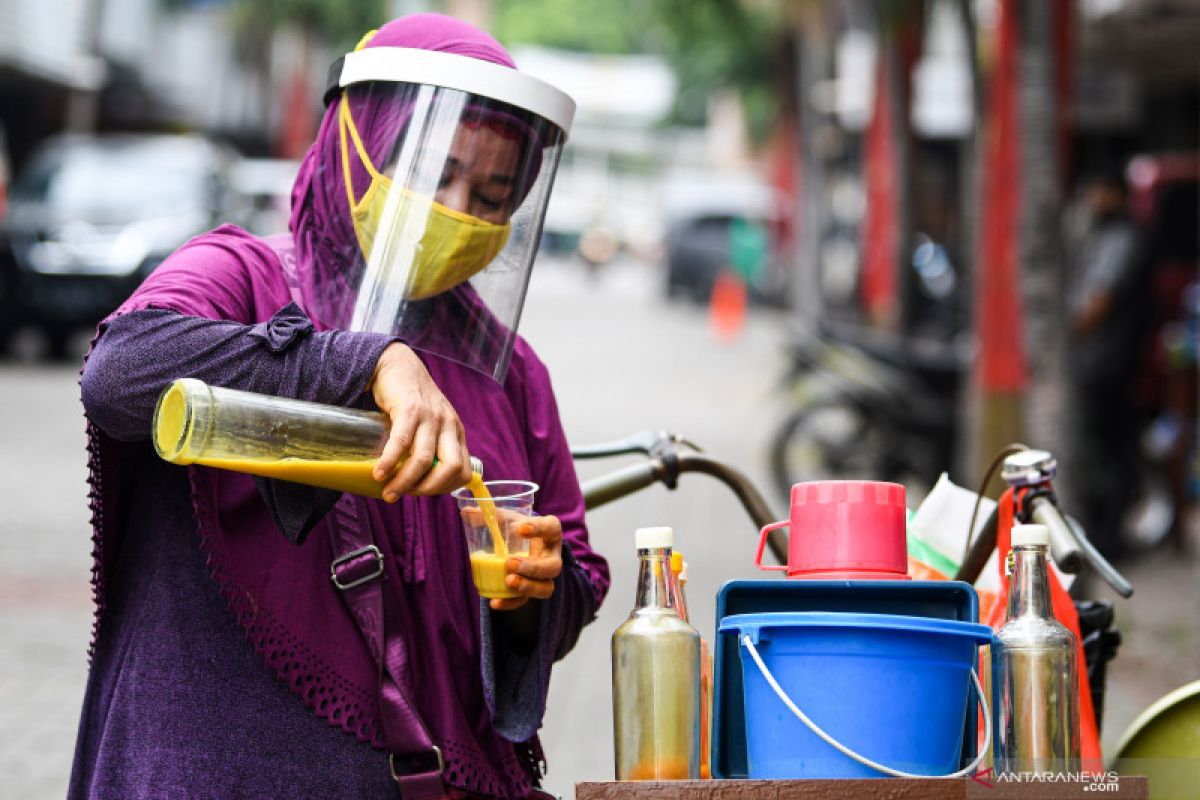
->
xmin=453 ymin=480 xmax=538 ymax=599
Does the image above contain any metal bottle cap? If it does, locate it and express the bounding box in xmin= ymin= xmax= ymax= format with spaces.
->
xmin=1001 ymin=449 xmax=1057 ymax=487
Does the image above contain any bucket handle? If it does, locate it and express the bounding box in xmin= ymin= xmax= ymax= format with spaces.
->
xmin=740 ymin=633 xmax=991 ymax=779
xmin=755 ymin=521 xmax=790 ymax=571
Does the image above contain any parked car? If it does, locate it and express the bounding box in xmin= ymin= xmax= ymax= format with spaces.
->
xmin=661 ymin=173 xmax=788 ymax=305
xmin=228 ymin=157 xmax=299 ymax=236
xmin=0 ymin=133 xmax=235 ymax=357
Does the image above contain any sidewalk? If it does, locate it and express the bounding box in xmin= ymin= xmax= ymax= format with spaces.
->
xmin=1096 ymin=508 xmax=1200 ymax=756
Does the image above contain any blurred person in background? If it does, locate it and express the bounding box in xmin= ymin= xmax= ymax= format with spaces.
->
xmin=69 ymin=14 xmax=609 ymax=799
xmin=1065 ymin=168 xmax=1150 ymax=561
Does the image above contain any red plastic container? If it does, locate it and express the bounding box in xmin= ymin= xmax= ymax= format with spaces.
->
xmin=754 ymin=480 xmax=909 ymax=579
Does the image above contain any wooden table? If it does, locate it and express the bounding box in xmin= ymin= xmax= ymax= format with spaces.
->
xmin=576 ymin=777 xmax=1148 ymax=799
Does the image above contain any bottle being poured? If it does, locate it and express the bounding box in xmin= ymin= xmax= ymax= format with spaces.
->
xmin=152 ymin=377 xmax=489 ymax=501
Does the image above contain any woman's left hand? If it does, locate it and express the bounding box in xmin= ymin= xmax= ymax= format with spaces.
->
xmin=490 ymin=515 xmax=562 ymax=612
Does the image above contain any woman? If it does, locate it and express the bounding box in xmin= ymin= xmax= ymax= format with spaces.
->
xmin=70 ymin=14 xmax=610 ymax=799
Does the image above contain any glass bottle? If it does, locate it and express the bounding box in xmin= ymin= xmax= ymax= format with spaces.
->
xmin=152 ymin=377 xmax=479 ymax=497
xmin=992 ymin=523 xmax=1080 ymax=774
xmin=670 ymin=552 xmax=713 ymax=780
xmin=612 ymin=527 xmax=701 ymax=781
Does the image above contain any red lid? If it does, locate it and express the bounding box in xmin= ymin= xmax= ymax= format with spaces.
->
xmin=786 ymin=480 xmax=908 ymax=576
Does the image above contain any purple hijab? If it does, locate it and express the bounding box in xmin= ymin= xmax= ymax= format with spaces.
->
xmin=291 ymin=14 xmax=544 ymax=331
xmin=82 ymin=14 xmax=609 ymax=799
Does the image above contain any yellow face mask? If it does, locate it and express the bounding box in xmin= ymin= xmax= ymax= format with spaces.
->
xmin=339 ymin=100 xmax=511 ymax=300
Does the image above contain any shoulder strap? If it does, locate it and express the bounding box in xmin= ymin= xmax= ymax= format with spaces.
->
xmin=328 ymin=472 xmax=446 ymax=797
xmin=261 ymin=233 xmax=446 ymax=797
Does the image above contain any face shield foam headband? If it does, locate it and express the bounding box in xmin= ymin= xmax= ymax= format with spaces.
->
xmin=312 ymin=46 xmax=574 ymax=382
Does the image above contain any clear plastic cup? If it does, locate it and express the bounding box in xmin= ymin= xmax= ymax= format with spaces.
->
xmin=452 ymin=480 xmax=538 ymax=599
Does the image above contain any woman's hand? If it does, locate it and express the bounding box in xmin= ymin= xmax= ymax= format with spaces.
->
xmin=369 ymin=342 xmax=472 ymax=500
xmin=490 ymin=514 xmax=563 ymax=612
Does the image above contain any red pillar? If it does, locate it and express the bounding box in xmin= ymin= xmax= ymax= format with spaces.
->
xmin=859 ymin=51 xmax=900 ymax=328
xmin=977 ymin=0 xmax=1027 ymax=396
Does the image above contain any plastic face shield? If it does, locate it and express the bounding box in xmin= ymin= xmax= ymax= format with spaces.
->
xmin=324 ymin=47 xmax=572 ymax=382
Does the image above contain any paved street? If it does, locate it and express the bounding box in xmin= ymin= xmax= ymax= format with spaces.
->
xmin=0 ymin=257 xmax=1195 ymax=799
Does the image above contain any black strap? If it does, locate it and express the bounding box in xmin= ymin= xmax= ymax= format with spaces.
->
xmin=323 ymin=55 xmax=346 ymax=107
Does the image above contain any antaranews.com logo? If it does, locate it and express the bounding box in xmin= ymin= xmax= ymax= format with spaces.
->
xmin=971 ymin=767 xmax=1122 ymax=791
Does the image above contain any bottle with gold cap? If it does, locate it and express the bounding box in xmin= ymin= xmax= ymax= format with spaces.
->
xmin=670 ymin=552 xmax=713 ymax=779
xmin=152 ymin=377 xmax=481 ymax=497
xmin=611 ymin=527 xmax=701 ymax=781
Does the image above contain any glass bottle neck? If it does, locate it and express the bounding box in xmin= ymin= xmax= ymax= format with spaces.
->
xmin=1007 ymin=544 xmax=1054 ymax=619
xmin=634 ymin=548 xmax=678 ymax=612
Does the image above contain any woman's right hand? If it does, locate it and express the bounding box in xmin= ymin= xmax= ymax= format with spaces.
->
xmin=369 ymin=342 xmax=472 ymax=501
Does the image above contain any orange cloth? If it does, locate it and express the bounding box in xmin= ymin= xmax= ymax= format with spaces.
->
xmin=984 ymin=488 xmax=1102 ymax=765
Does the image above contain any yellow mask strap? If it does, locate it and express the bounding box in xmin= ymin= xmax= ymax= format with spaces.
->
xmin=339 ymin=98 xmax=387 ymax=215
xmin=337 ymin=28 xmax=380 ymax=213
xmin=354 ymin=29 xmax=377 ymax=51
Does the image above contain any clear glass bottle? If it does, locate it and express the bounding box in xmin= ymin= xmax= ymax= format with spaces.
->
xmin=152 ymin=377 xmax=478 ymax=497
xmin=992 ymin=523 xmax=1080 ymax=774
xmin=612 ymin=527 xmax=701 ymax=781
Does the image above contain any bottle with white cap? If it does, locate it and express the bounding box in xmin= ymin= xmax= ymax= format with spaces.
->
xmin=611 ymin=526 xmax=701 ymax=781
xmin=992 ymin=523 xmax=1081 ymax=774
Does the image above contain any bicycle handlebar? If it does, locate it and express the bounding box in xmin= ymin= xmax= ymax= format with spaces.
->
xmin=573 ymin=432 xmax=786 ymax=564
xmin=955 ymin=495 xmax=1134 ymax=598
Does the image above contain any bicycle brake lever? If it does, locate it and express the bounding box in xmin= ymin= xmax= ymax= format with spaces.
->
xmin=570 ymin=431 xmax=662 ymax=459
xmin=1064 ymin=513 xmax=1135 ymax=598
xmin=570 ymin=430 xmax=702 ymax=459
xmin=1028 ymin=496 xmax=1134 ymax=598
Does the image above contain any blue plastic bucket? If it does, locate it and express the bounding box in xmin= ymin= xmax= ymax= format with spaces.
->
xmin=719 ymin=611 xmax=992 ymax=779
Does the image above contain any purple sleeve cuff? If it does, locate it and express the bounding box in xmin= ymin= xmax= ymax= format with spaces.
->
xmin=479 ymin=541 xmax=598 ymax=743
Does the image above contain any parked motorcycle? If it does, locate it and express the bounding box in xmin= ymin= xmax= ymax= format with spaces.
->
xmin=767 ymin=317 xmax=967 ymax=505
xmin=769 ymin=313 xmax=1177 ymax=553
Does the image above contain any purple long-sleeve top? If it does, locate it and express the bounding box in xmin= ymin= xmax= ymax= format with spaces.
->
xmin=69 ymin=226 xmax=610 ymax=798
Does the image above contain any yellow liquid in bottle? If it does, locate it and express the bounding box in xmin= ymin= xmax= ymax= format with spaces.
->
xmin=465 ymin=473 xmax=506 ymax=556
xmin=195 ymin=456 xmax=385 ymax=497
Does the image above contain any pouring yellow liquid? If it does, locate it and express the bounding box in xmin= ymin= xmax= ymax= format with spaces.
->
xmin=465 ymin=472 xmax=506 ymax=557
